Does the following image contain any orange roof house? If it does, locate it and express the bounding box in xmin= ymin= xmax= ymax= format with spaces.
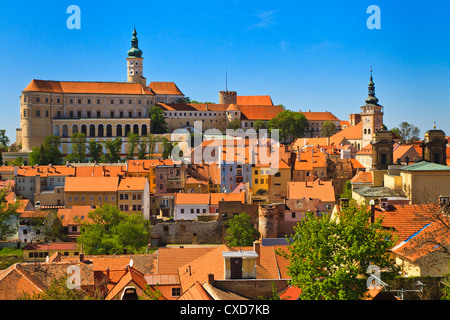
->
xmin=24 ymin=79 xmax=154 ymax=96
xmin=287 ymin=179 xmax=336 ymax=208
xmin=148 ymin=82 xmax=184 ymax=96
xmin=236 ymin=95 xmax=273 ymax=105
xmin=299 ymin=111 xmax=340 ymax=122
xmin=238 ymin=105 xmax=284 ymax=121
xmin=64 ymin=176 xmax=119 ymax=193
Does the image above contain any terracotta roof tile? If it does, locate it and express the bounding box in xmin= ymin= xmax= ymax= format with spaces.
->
xmin=238 ymin=105 xmax=284 ymax=121
xmin=299 ymin=111 xmax=340 ymax=121
xmin=117 ymin=177 xmax=147 ymax=191
xmin=65 ymin=176 xmax=119 ymax=192
xmin=236 ymin=96 xmax=273 ymax=105
xmin=287 ymin=180 xmax=335 ymax=203
xmin=24 ymin=79 xmax=154 ymax=95
xmin=149 ymin=82 xmax=183 ymax=96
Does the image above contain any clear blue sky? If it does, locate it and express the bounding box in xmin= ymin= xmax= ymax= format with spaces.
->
xmin=1 ymin=0 xmax=449 ymax=143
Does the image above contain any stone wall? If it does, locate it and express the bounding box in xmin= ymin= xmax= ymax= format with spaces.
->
xmin=152 ymin=220 xmax=225 ymax=246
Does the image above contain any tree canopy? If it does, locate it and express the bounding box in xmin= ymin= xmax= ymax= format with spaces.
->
xmin=0 ymin=188 xmax=20 ymax=240
xmin=76 ymin=204 xmax=150 ymax=255
xmin=268 ymin=110 xmax=309 ymax=143
xmin=321 ymin=120 xmax=337 ymax=137
xmin=277 ymin=202 xmax=398 ymax=300
xmin=390 ymin=122 xmax=421 ymax=144
xmin=150 ymin=106 xmax=168 ymax=134
xmin=29 ymin=135 xmax=62 ymax=166
xmin=225 ymin=212 xmax=260 ymax=247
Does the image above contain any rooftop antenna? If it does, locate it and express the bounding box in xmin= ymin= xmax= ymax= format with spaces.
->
xmin=226 ymin=70 xmax=228 ymax=91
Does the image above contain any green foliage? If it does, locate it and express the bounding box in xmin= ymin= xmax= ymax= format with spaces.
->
xmin=150 ymin=106 xmax=168 ymax=134
xmin=225 ymin=213 xmax=260 ymax=247
xmin=69 ymin=133 xmax=87 ymax=163
xmin=0 ymin=129 xmax=10 ymax=148
xmin=139 ymin=284 xmax=163 ymax=300
xmin=268 ymin=110 xmax=309 ymax=142
xmin=0 ymin=188 xmax=20 ymax=239
xmin=29 ymin=135 xmax=62 ymax=166
xmin=277 ymin=202 xmax=398 ymax=300
xmin=19 ymin=276 xmax=98 ymax=300
xmin=321 ymin=120 xmax=337 ymax=137
xmin=161 ymin=137 xmax=176 ymax=159
xmin=127 ymin=133 xmax=140 ymax=159
xmin=228 ymin=118 xmax=241 ymax=130
xmin=11 ymin=156 xmax=24 ymax=166
xmin=77 ymin=204 xmax=150 ymax=255
xmin=339 ymin=180 xmax=353 ymax=200
xmin=390 ymin=122 xmax=421 ymax=144
xmin=254 ymin=119 xmax=268 ymax=132
xmin=88 ymin=140 xmax=103 ymax=163
xmin=103 ymin=138 xmax=122 ymax=163
xmin=441 ymin=263 xmax=450 ymax=300
xmin=145 ymin=134 xmax=161 ymax=159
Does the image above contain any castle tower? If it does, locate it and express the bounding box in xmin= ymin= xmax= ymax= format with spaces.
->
xmin=127 ymin=27 xmax=146 ymax=85
xmin=361 ymin=70 xmax=384 ymax=148
xmin=219 ymin=91 xmax=237 ymax=104
xmin=422 ymin=128 xmax=447 ymax=165
xmin=258 ymin=204 xmax=283 ymax=239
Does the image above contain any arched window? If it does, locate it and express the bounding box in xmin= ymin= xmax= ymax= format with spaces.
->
xmin=133 ymin=124 xmax=139 ymax=135
xmin=124 ymin=124 xmax=131 ymax=137
xmin=141 ymin=124 xmax=148 ymax=136
xmin=81 ymin=125 xmax=87 ymax=136
xmin=62 ymin=125 xmax=69 ymax=138
xmin=106 ymin=124 xmax=113 ymax=137
xmin=72 ymin=124 xmax=79 ymax=134
xmin=89 ymin=125 xmax=96 ymax=137
xmin=53 ymin=125 xmax=60 ymax=137
xmin=98 ymin=124 xmax=104 ymax=138
xmin=116 ymin=124 xmax=123 ymax=137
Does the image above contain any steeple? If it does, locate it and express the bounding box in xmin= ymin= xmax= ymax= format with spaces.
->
xmin=127 ymin=27 xmax=143 ymax=58
xmin=365 ymin=68 xmax=379 ymax=105
xmin=126 ymin=27 xmax=145 ymax=85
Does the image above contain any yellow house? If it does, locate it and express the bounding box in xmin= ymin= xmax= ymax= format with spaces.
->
xmin=117 ymin=177 xmax=150 ymax=219
xmin=399 ymin=161 xmax=450 ymax=204
xmin=64 ymin=176 xmax=119 ymax=208
xmin=22 ymin=242 xmax=81 ymax=262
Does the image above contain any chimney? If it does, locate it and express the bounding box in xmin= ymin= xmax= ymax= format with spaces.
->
xmin=253 ymin=240 xmax=261 ymax=265
xmin=106 ymin=267 xmax=110 ymax=281
xmin=207 ymin=273 xmax=215 ymax=286
xmin=370 ymin=202 xmax=375 ymax=223
xmin=79 ymin=253 xmax=84 ymax=262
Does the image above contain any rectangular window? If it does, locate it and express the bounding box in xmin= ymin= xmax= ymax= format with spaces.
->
xmin=172 ymin=288 xmax=181 ymax=297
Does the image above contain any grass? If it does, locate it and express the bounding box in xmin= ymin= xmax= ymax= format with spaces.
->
xmin=0 ymin=247 xmax=23 ymax=256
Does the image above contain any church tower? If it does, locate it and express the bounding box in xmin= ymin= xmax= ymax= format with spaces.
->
xmin=127 ymin=28 xmax=146 ymax=85
xmin=360 ymin=70 xmax=384 ymax=148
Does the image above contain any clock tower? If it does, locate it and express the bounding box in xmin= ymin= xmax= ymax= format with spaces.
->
xmin=360 ymin=70 xmax=384 ymax=148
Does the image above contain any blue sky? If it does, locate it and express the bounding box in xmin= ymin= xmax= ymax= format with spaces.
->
xmin=0 ymin=0 xmax=449 ymax=143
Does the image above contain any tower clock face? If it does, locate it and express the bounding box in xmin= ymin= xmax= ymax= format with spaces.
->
xmin=375 ymin=117 xmax=381 ymax=125
xmin=364 ymin=117 xmax=371 ymax=124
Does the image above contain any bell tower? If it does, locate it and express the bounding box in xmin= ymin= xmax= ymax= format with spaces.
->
xmin=127 ymin=27 xmax=146 ymax=85
xmin=360 ymin=69 xmax=384 ymax=148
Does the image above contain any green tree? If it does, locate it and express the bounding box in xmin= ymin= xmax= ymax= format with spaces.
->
xmin=0 ymin=188 xmax=20 ymax=240
xmin=11 ymin=156 xmax=24 ymax=166
xmin=29 ymin=135 xmax=62 ymax=166
xmin=145 ymin=134 xmax=160 ymax=159
xmin=19 ymin=276 xmax=98 ymax=300
xmin=321 ymin=120 xmax=337 ymax=137
xmin=227 ymin=118 xmax=241 ymax=130
xmin=268 ymin=110 xmax=309 ymax=143
xmin=137 ymin=139 xmax=148 ymax=160
xmin=77 ymin=204 xmax=150 ymax=255
xmin=69 ymin=133 xmax=87 ymax=163
xmin=254 ymin=119 xmax=268 ymax=133
xmin=161 ymin=137 xmax=175 ymax=159
xmin=88 ymin=140 xmax=103 ymax=163
xmin=150 ymin=106 xmax=168 ymax=134
xmin=277 ymin=202 xmax=398 ymax=300
xmin=339 ymin=180 xmax=353 ymax=199
xmin=41 ymin=211 xmax=66 ymax=242
xmin=103 ymin=138 xmax=122 ymax=163
xmin=391 ymin=122 xmax=421 ymax=144
xmin=225 ymin=213 xmax=260 ymax=247
xmin=0 ymin=129 xmax=10 ymax=148
xmin=127 ymin=133 xmax=140 ymax=159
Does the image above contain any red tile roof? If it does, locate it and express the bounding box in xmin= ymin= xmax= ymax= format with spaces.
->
xmin=299 ymin=111 xmax=340 ymax=122
xmin=65 ymin=176 xmax=119 ymax=192
xmin=350 ymin=171 xmax=372 ymax=184
xmin=287 ymin=179 xmax=335 ymax=203
xmin=238 ymin=105 xmax=284 ymax=121
xmin=236 ymin=96 xmax=273 ymax=105
xmin=149 ymin=82 xmax=184 ymax=96
xmin=24 ymin=79 xmax=154 ymax=95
